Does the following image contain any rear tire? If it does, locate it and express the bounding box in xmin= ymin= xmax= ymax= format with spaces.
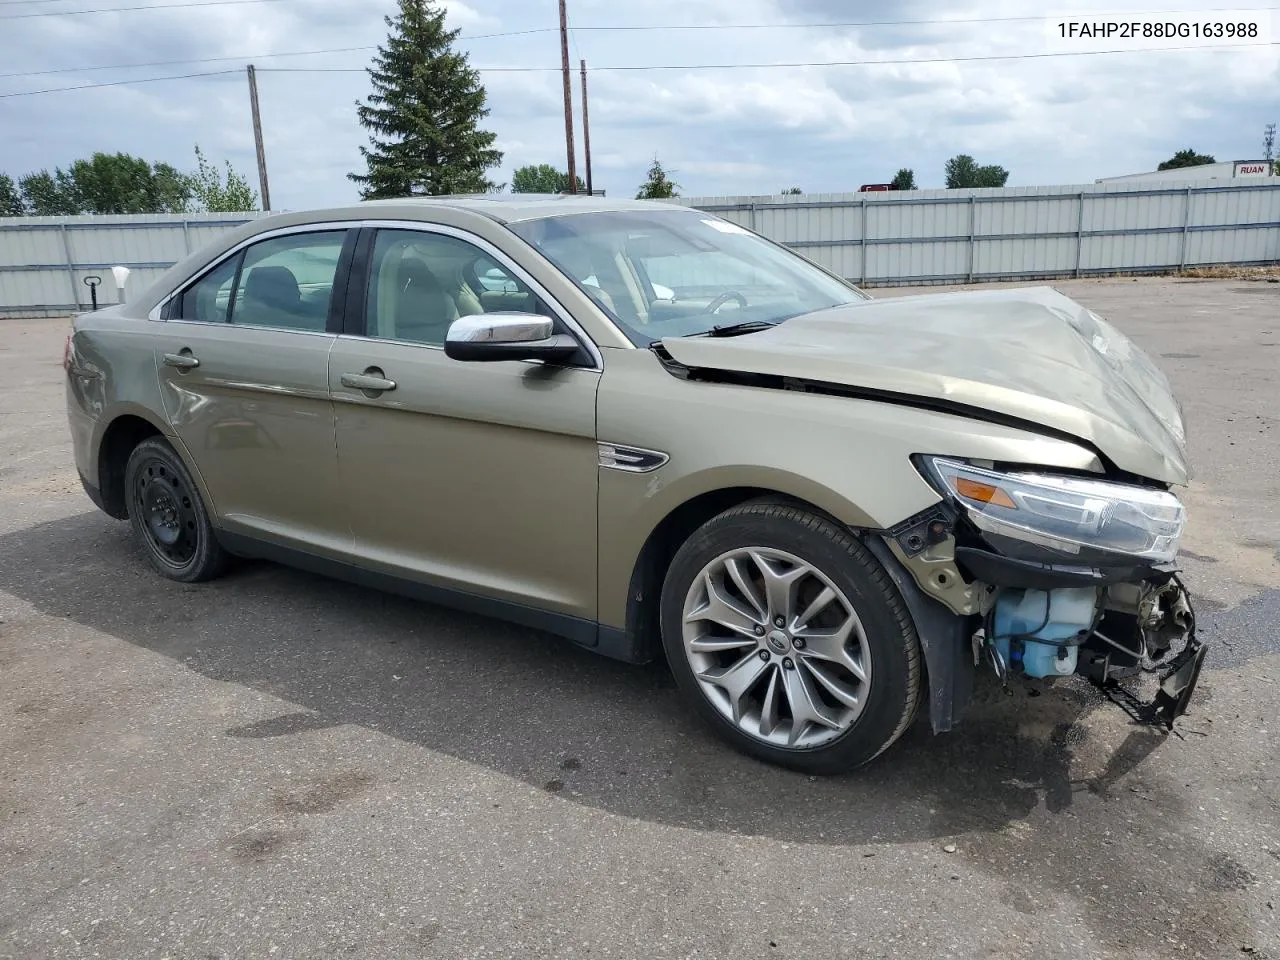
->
xmin=124 ymin=437 xmax=229 ymax=583
xmin=659 ymin=500 xmax=922 ymax=774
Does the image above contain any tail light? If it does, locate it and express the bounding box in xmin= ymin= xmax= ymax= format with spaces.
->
xmin=62 ymin=334 xmax=73 ymax=371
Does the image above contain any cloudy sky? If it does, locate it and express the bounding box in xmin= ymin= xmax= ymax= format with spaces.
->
xmin=1 ymin=0 xmax=1276 ymax=209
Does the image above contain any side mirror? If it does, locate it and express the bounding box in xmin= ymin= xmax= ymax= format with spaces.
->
xmin=443 ymin=313 xmax=584 ymax=364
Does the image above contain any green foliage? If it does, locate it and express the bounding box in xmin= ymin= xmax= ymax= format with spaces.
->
xmin=350 ymin=0 xmax=502 ymax=198
xmin=18 ymin=169 xmax=80 ymax=215
xmin=14 ymin=153 xmax=191 ymax=215
xmin=944 ymin=154 xmax=1009 ymax=189
xmin=635 ymin=158 xmax=679 ymax=199
xmin=188 ymin=144 xmax=258 ymax=211
xmin=69 ymin=152 xmax=188 ymax=214
xmin=511 ymin=163 xmax=585 ymax=194
xmin=1157 ymin=149 xmax=1216 ymax=171
xmin=781 ymin=186 xmax=802 ymax=195
xmin=4 ymin=148 xmax=258 ymax=217
xmin=0 ymin=174 xmax=23 ymax=216
xmin=890 ymin=168 xmax=916 ymax=190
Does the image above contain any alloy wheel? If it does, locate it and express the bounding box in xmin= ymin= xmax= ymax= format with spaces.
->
xmin=680 ymin=546 xmax=872 ymax=749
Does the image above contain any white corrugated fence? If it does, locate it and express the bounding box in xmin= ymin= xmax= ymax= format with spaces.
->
xmin=0 ymin=212 xmax=268 ymax=318
xmin=680 ymin=179 xmax=1280 ymax=287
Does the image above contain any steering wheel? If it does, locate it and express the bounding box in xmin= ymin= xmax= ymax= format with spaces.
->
xmin=703 ymin=291 xmax=748 ymax=314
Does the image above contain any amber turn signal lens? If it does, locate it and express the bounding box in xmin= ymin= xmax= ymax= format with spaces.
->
xmin=953 ymin=477 xmax=1017 ymax=509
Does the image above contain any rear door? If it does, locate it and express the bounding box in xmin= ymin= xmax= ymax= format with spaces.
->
xmin=327 ymin=223 xmax=601 ymax=621
xmin=153 ymin=226 xmax=354 ymax=553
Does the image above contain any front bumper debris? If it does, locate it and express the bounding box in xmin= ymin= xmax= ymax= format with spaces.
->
xmin=1091 ymin=635 xmax=1208 ymax=730
xmin=1081 ymin=576 xmax=1206 ymax=731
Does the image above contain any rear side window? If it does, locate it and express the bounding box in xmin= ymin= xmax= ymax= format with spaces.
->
xmin=178 ymin=254 xmax=239 ymax=324
xmin=233 ymin=231 xmax=346 ymax=332
xmin=174 ymin=230 xmax=348 ymax=332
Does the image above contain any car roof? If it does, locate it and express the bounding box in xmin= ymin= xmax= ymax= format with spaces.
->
xmin=353 ymin=194 xmax=689 ymax=224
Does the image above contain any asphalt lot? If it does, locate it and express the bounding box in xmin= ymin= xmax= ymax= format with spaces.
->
xmin=2 ymin=276 xmax=1278 ymax=960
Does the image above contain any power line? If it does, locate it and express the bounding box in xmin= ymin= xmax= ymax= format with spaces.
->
xmin=5 ymin=1 xmax=1273 ymax=21
xmin=0 ymin=0 xmax=290 ymax=18
xmin=569 ymin=7 xmax=1277 ymax=32
xmin=0 ymin=29 xmax=564 ymax=80
xmin=1 ymin=39 xmax=1273 ymax=98
xmin=254 ymin=41 xmax=1277 ymax=73
xmin=9 ymin=6 xmax=1274 ymax=78
xmin=0 ymin=45 xmax=375 ymax=78
xmin=0 ymin=68 xmax=238 ymax=98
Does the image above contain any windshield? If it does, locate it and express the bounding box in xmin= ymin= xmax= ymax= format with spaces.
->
xmin=507 ymin=209 xmax=870 ymax=345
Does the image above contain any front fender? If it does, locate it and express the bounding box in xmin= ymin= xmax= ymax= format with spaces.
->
xmin=595 ymin=348 xmax=1104 ymax=633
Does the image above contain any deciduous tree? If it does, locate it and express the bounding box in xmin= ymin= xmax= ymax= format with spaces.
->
xmin=1157 ymin=149 xmax=1215 ymax=170
xmin=511 ymin=163 xmax=585 ymax=194
xmin=944 ymin=154 xmax=1009 ymax=188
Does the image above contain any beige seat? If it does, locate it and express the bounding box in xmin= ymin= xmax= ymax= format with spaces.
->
xmin=391 ymin=257 xmax=459 ymax=345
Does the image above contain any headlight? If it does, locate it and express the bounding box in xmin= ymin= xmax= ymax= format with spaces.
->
xmin=920 ymin=457 xmax=1185 ymax=564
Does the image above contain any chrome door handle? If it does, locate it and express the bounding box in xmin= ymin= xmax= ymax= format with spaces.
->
xmin=162 ymin=353 xmax=200 ymax=370
xmin=340 ymin=372 xmax=397 ymax=392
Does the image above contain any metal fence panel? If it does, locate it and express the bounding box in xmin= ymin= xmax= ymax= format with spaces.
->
xmin=0 ymin=212 xmax=264 ymax=316
xmin=685 ymin=180 xmax=1280 ymax=287
xmin=1 ymin=184 xmax=1277 ymax=316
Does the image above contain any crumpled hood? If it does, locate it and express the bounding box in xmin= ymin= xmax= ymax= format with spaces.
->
xmin=660 ymin=285 xmax=1189 ymax=485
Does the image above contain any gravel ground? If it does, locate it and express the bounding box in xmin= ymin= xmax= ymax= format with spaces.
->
xmin=1 ymin=276 xmax=1278 ymax=960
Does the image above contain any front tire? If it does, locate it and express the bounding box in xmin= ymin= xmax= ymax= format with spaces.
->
xmin=659 ymin=501 xmax=922 ymax=774
xmin=124 ymin=437 xmax=229 ymax=583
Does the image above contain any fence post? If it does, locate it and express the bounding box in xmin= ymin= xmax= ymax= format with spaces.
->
xmin=182 ymin=219 xmax=191 ymax=255
xmin=1074 ymin=191 xmax=1085 ymax=277
xmin=860 ymin=197 xmax=868 ymax=284
xmin=1179 ymin=186 xmax=1192 ymax=270
xmin=59 ymin=222 xmax=77 ymax=312
xmin=967 ymin=195 xmax=976 ymax=283
xmin=748 ymin=202 xmax=757 ymax=232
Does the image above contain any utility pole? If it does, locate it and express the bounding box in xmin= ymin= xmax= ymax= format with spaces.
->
xmin=246 ymin=64 xmax=272 ymax=211
xmin=580 ymin=59 xmax=593 ymax=195
xmin=557 ymin=0 xmax=578 ymax=194
xmin=1264 ymin=123 xmax=1276 ymax=163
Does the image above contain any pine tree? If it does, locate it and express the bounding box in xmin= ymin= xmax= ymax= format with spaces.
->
xmin=349 ymin=0 xmax=502 ymax=199
xmin=635 ymin=158 xmax=679 ymax=199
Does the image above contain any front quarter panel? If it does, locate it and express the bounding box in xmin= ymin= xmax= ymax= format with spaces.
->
xmin=595 ymin=347 xmax=1105 ymax=629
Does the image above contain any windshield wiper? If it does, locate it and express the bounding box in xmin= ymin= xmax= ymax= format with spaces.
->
xmin=702 ymin=319 xmax=778 ymax=337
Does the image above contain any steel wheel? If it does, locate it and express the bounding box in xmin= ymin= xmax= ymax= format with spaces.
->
xmin=680 ymin=546 xmax=872 ymax=749
xmin=131 ymin=456 xmax=200 ymax=568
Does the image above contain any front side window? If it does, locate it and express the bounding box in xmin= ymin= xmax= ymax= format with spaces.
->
xmin=364 ymin=229 xmax=554 ymax=346
xmin=508 ymin=209 xmax=870 ymax=345
xmin=173 ymin=230 xmax=347 ymax=332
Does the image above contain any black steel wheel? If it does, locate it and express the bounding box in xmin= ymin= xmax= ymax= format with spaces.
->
xmin=124 ymin=437 xmax=229 ymax=582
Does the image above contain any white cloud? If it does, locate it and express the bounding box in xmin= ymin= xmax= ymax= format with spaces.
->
xmin=0 ymin=0 xmax=1275 ymax=207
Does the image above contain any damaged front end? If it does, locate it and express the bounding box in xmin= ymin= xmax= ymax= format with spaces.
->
xmin=876 ymin=455 xmax=1206 ymax=734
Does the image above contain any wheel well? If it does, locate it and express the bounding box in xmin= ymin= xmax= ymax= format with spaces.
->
xmin=622 ymin=487 xmax=821 ymax=662
xmin=97 ymin=415 xmax=163 ymax=519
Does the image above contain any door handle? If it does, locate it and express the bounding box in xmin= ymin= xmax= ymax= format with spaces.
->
xmin=340 ymin=372 xmax=397 ymax=393
xmin=162 ymin=352 xmax=200 ymax=370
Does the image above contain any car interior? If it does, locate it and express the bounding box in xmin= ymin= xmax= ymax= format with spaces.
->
xmin=365 ymin=230 xmax=552 ymax=345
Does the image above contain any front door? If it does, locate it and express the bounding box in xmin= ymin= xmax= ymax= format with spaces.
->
xmin=327 ymin=225 xmax=600 ymax=621
xmin=154 ymin=227 xmax=353 ymax=553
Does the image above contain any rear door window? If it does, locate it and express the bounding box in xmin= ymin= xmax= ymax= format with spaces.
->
xmin=173 ymin=230 xmax=348 ymax=332
xmin=231 ymin=231 xmax=347 ymax=332
xmin=177 ymin=253 xmax=240 ymax=324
